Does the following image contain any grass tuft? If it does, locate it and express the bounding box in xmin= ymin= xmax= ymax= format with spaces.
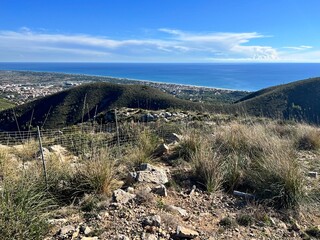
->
xmin=0 ymin=179 xmax=53 ymax=239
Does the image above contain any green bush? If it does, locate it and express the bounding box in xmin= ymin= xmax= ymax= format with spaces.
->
xmin=219 ymin=217 xmax=235 ymax=228
xmin=236 ymin=214 xmax=254 ymax=226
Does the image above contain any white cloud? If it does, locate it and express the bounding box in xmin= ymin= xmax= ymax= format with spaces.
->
xmin=283 ymin=45 xmax=313 ymax=51
xmin=0 ymin=27 xmax=316 ymax=62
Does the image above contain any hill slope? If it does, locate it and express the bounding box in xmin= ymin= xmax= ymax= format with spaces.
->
xmin=235 ymin=77 xmax=320 ymax=124
xmin=0 ymin=98 xmax=15 ymax=111
xmin=0 ymin=82 xmax=202 ymax=130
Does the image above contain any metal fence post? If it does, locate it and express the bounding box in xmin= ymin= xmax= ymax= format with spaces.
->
xmin=37 ymin=126 xmax=48 ymax=189
xmin=114 ymin=109 xmax=121 ymax=158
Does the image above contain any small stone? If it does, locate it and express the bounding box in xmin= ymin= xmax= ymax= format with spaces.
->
xmin=117 ymin=234 xmax=130 ymax=240
xmin=308 ymin=171 xmax=318 ymax=178
xmin=291 ymin=222 xmax=301 ymax=231
xmin=278 ymin=222 xmax=287 ymax=230
xmin=144 ymin=234 xmax=158 ymax=240
xmin=142 ymin=215 xmax=161 ymax=228
xmin=152 ymin=184 xmax=167 ymax=197
xmin=81 ymin=237 xmax=98 ymax=240
xmin=59 ymin=225 xmax=75 ymax=236
xmin=175 ymin=225 xmax=199 ymax=239
xmin=153 ymin=143 xmax=169 ymax=157
xmin=127 ymin=187 xmax=135 ymax=194
xmin=84 ymin=226 xmax=92 ymax=235
xmin=269 ymin=217 xmax=276 ymax=226
xmin=167 ymin=205 xmax=188 ymax=217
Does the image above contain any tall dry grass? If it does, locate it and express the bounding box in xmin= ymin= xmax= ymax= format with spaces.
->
xmin=191 ymin=139 xmax=224 ymax=192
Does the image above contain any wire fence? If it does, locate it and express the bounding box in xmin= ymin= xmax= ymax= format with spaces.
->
xmin=0 ymin=121 xmax=187 ymax=156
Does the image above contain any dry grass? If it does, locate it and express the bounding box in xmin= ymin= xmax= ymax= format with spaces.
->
xmin=172 ymin=131 xmax=202 ymax=161
xmin=295 ymin=125 xmax=320 ymax=151
xmin=13 ymin=139 xmax=39 ymax=163
xmin=76 ymin=148 xmax=118 ymax=196
xmin=191 ymin=140 xmax=224 ymax=192
xmin=125 ymin=128 xmax=160 ymax=168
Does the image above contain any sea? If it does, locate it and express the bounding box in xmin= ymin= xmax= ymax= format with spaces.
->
xmin=0 ymin=62 xmax=320 ymax=91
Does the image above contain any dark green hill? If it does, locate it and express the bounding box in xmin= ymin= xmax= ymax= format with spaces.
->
xmin=235 ymin=77 xmax=320 ymax=124
xmin=0 ymin=82 xmax=202 ymax=130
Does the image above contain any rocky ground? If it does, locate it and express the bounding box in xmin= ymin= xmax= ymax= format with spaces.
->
xmin=40 ymin=152 xmax=319 ymax=240
xmin=1 ymin=118 xmax=320 ymax=240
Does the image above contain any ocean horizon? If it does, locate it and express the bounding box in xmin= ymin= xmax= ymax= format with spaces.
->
xmin=1 ymin=62 xmax=320 ymax=91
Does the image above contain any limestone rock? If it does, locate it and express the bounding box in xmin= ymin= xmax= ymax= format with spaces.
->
xmin=136 ymin=163 xmax=168 ymax=184
xmin=113 ymin=189 xmax=136 ymax=204
xmin=167 ymin=205 xmax=188 ymax=217
xmin=175 ymin=225 xmax=199 ymax=239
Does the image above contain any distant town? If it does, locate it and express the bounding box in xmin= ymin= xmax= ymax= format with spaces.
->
xmin=0 ymin=70 xmax=248 ymax=105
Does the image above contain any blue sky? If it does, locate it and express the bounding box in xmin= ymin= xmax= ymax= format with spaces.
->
xmin=1 ymin=0 xmax=320 ymax=62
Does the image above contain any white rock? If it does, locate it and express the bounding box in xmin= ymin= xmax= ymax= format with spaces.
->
xmin=113 ymin=189 xmax=136 ymax=204
xmin=136 ymin=164 xmax=168 ymax=184
xmin=176 ymin=225 xmax=199 ymax=239
xmin=308 ymin=171 xmax=318 ymax=178
xmin=59 ymin=225 xmax=75 ymax=236
xmin=168 ymin=205 xmax=188 ymax=217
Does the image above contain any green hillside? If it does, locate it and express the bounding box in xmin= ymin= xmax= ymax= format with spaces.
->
xmin=0 ymin=98 xmax=15 ymax=111
xmin=0 ymin=82 xmax=204 ymax=130
xmin=235 ymin=77 xmax=320 ymax=124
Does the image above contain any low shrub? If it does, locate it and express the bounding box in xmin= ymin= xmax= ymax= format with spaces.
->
xmin=236 ymin=214 xmax=254 ymax=226
xmin=219 ymin=217 xmax=235 ymax=228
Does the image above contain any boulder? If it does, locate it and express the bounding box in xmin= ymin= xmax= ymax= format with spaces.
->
xmin=113 ymin=189 xmax=136 ymax=204
xmin=136 ymin=164 xmax=168 ymax=185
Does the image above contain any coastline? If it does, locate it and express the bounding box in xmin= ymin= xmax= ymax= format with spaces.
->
xmin=0 ymin=69 xmax=246 ymax=92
